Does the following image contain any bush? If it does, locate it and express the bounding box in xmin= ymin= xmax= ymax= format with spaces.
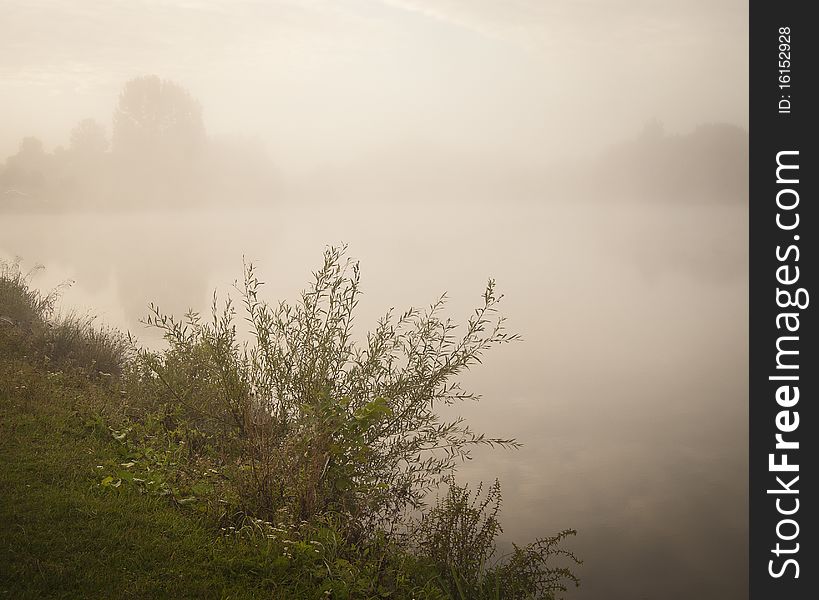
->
xmin=102 ymin=245 xmax=579 ymax=597
xmin=46 ymin=313 xmax=130 ymax=377
xmin=143 ymin=246 xmax=520 ymax=531
xmin=418 ymin=479 xmax=504 ymax=592
xmin=0 ymin=258 xmax=129 ymax=377
xmin=0 ymin=259 xmax=57 ymax=334
xmin=418 ymin=479 xmax=580 ymax=600
xmin=3 ymin=250 xmax=581 ymax=598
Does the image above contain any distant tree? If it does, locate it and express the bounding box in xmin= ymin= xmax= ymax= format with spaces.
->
xmin=112 ymin=75 xmax=205 ymax=159
xmin=639 ymin=117 xmax=665 ymax=141
xmin=595 ymin=121 xmax=747 ymax=203
xmin=110 ymin=76 xmax=207 ymax=205
xmin=70 ymin=119 xmax=109 ymax=157
xmin=1 ymin=137 xmax=49 ymax=190
xmin=13 ymin=137 xmax=47 ymax=166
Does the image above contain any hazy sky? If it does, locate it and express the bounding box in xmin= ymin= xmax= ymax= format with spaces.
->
xmin=1 ymin=3 xmax=749 ymax=597
xmin=1 ymin=0 xmax=747 ymax=172
xmin=0 ymin=199 xmax=749 ymax=600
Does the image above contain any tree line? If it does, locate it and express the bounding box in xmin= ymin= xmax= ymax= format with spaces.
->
xmin=0 ymin=76 xmax=277 ymax=211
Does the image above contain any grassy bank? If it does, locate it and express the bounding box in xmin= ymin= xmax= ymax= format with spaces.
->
xmin=0 ymin=256 xmax=579 ymax=599
xmin=0 ymin=360 xmax=283 ymax=599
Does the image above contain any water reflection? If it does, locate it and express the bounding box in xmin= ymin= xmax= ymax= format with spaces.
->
xmin=0 ymin=198 xmax=747 ymax=600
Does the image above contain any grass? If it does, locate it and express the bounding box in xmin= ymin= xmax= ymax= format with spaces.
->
xmin=0 ymin=361 xmax=286 ymax=599
xmin=0 ymin=256 xmax=580 ymax=599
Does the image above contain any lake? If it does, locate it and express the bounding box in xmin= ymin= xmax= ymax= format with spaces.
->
xmin=0 ymin=197 xmax=747 ymax=599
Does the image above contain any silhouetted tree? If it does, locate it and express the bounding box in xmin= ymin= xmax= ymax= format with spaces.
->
xmin=112 ymin=75 xmax=205 ymax=159
xmin=1 ymin=137 xmax=49 ymax=191
xmin=593 ymin=122 xmax=748 ymax=203
xmin=110 ymin=76 xmax=207 ymax=205
xmin=70 ymin=119 xmax=109 ymax=157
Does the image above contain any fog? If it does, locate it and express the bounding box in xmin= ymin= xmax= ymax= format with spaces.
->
xmin=1 ymin=1 xmax=747 ymax=598
xmin=1 ymin=0 xmax=747 ymax=171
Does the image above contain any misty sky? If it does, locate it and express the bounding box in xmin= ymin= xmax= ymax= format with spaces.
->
xmin=1 ymin=2 xmax=749 ymax=599
xmin=1 ymin=0 xmax=747 ymax=172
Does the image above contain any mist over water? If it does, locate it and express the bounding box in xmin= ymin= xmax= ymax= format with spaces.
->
xmin=0 ymin=193 xmax=747 ymax=600
xmin=1 ymin=0 xmax=748 ymax=596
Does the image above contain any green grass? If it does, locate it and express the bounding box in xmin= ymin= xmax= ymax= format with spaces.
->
xmin=0 ymin=258 xmax=580 ymax=600
xmin=0 ymin=363 xmax=285 ymax=599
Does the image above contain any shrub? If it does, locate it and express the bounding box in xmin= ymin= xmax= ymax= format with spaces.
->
xmin=419 ymin=479 xmax=580 ymax=600
xmin=132 ymin=245 xmax=580 ymax=596
xmin=3 ymin=250 xmax=581 ymax=598
xmin=418 ymin=479 xmax=504 ymax=592
xmin=493 ymin=529 xmax=581 ymax=600
xmin=0 ymin=259 xmax=56 ymax=333
xmin=143 ymin=245 xmax=520 ymax=533
xmin=46 ymin=313 xmax=130 ymax=377
xmin=0 ymin=258 xmax=129 ymax=377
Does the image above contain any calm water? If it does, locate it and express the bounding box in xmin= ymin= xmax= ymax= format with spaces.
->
xmin=1 ymin=198 xmax=748 ymax=599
